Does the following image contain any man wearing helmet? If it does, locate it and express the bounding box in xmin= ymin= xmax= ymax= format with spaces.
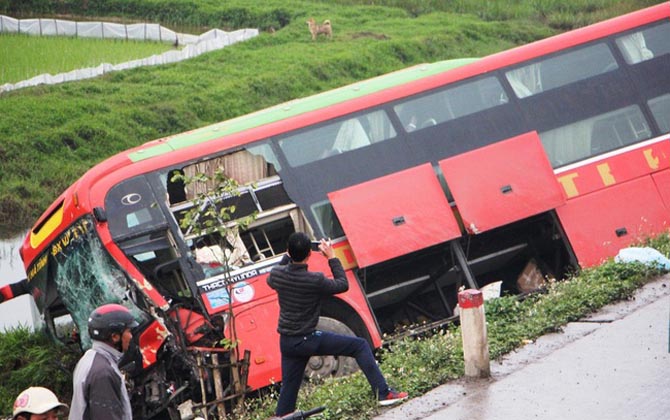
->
xmin=68 ymin=304 xmax=139 ymax=420
xmin=13 ymin=387 xmax=68 ymax=420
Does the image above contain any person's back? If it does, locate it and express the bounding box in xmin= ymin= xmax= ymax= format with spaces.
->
xmin=267 ymin=232 xmax=407 ymax=416
xmin=268 ymin=251 xmax=348 ymax=337
xmin=69 ymin=341 xmax=128 ymax=420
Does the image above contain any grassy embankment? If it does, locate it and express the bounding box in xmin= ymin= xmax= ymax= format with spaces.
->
xmin=0 ymin=0 xmax=665 ymax=418
xmin=0 ymin=34 xmax=173 ymax=84
xmin=0 ymin=0 xmax=658 ymax=237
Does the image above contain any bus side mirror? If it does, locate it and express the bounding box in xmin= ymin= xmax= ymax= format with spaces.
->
xmin=93 ymin=207 xmax=107 ymax=222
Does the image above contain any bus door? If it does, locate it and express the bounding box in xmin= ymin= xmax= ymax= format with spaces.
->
xmin=438 ymin=131 xmax=566 ymax=234
xmin=328 ymin=162 xmax=476 ymax=319
xmin=328 ymin=163 xmax=462 ymax=268
xmin=437 ymin=131 xmax=568 ymax=285
xmin=106 ymin=175 xmax=203 ymax=308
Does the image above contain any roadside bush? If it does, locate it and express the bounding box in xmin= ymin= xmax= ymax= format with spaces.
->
xmin=0 ymin=327 xmax=79 ymax=415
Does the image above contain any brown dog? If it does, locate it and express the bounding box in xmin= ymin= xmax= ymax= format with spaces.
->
xmin=307 ymin=18 xmax=332 ymax=40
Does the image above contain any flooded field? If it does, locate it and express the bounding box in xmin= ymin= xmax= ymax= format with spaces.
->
xmin=0 ymin=233 xmax=39 ymax=331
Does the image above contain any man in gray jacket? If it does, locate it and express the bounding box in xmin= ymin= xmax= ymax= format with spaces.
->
xmin=267 ymin=232 xmax=407 ymax=416
xmin=69 ymin=304 xmax=138 ymax=420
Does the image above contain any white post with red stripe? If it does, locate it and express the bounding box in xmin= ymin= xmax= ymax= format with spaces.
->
xmin=458 ymin=289 xmax=490 ymax=378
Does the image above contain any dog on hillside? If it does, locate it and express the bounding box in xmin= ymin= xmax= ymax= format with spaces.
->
xmin=307 ymin=18 xmax=332 ymax=41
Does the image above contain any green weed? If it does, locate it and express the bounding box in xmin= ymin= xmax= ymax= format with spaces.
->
xmin=0 ymin=326 xmax=79 ymax=415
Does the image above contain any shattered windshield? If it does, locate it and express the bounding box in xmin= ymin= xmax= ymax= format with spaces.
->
xmin=27 ymin=215 xmax=138 ymax=348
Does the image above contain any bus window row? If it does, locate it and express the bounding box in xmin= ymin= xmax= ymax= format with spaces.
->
xmin=391 ymin=20 xmax=670 ymax=168
xmin=272 ymin=20 xmax=670 ymax=176
xmin=266 ymin=21 xmax=670 ymax=238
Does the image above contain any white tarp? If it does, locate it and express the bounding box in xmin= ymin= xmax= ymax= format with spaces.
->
xmin=0 ymin=15 xmax=258 ymax=93
xmin=615 ymin=247 xmax=670 ymax=270
xmin=0 ymin=15 xmax=204 ymax=44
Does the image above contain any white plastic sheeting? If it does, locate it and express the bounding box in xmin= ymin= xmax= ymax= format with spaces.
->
xmin=1 ymin=15 xmax=202 ymax=44
xmin=0 ymin=15 xmax=259 ymax=93
xmin=615 ymin=247 xmax=670 ymax=270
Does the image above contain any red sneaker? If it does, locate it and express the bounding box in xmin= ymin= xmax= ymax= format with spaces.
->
xmin=379 ymin=388 xmax=408 ymax=406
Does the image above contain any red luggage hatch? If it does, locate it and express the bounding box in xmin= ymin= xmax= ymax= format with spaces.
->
xmin=439 ymin=131 xmax=565 ymax=234
xmin=329 ymin=164 xmax=461 ymax=268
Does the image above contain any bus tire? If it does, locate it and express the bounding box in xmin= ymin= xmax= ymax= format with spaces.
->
xmin=304 ymin=316 xmax=361 ymax=380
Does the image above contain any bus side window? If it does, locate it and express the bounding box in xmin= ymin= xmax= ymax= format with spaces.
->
xmin=310 ymin=201 xmax=344 ymax=239
xmin=649 ymin=94 xmax=670 ymax=134
xmin=363 ymin=110 xmax=396 ymax=142
xmin=539 ymin=105 xmax=651 ymax=167
xmin=506 ymin=43 xmax=618 ymax=99
xmin=166 ymin=169 xmax=186 ymax=205
xmin=616 ymin=22 xmax=670 ymax=65
xmin=278 ymin=110 xmax=396 ymax=167
xmin=183 ymin=149 xmax=273 ymax=197
xmin=394 ymin=93 xmax=446 ymax=132
xmin=393 ymin=76 xmax=507 ymax=133
xmin=331 ymin=118 xmax=371 ymax=155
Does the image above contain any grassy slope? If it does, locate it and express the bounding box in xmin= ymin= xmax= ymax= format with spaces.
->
xmin=1 ymin=0 xmax=658 ymax=237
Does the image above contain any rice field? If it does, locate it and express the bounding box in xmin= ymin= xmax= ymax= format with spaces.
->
xmin=0 ymin=33 xmax=173 ymax=84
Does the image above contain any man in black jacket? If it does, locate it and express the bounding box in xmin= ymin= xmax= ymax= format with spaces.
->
xmin=267 ymin=232 xmax=407 ymax=416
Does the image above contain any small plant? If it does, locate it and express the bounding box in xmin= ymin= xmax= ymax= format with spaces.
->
xmin=174 ymin=166 xmax=257 ymax=415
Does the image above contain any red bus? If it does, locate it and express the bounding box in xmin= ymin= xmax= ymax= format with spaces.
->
xmin=18 ymin=3 xmax=670 ymax=417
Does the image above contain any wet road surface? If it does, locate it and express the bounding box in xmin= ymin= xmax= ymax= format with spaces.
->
xmin=375 ymin=277 xmax=670 ymax=420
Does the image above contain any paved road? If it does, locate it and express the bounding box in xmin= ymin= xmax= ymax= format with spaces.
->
xmin=375 ymin=276 xmax=670 ymax=420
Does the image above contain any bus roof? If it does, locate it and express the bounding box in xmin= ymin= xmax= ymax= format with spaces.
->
xmin=127 ymin=58 xmax=478 ymax=162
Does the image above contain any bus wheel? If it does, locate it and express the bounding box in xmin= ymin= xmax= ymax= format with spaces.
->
xmin=304 ymin=316 xmax=360 ymax=380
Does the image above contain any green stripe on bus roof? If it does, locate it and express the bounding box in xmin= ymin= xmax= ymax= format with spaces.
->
xmin=129 ymin=58 xmax=478 ymax=162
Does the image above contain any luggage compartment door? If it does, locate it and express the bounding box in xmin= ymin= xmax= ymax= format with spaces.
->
xmin=556 ymin=176 xmax=670 ymax=267
xmin=439 ymin=131 xmax=565 ymax=234
xmin=329 ymin=164 xmax=461 ymax=268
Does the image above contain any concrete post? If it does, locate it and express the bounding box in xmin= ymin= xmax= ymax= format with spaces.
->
xmin=458 ymin=289 xmax=490 ymax=378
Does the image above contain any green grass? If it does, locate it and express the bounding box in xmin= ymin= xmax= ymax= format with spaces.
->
xmin=0 ymin=34 xmax=173 ymax=84
xmin=0 ymin=326 xmax=80 ymax=416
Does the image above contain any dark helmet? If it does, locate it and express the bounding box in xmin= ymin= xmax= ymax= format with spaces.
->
xmin=88 ymin=304 xmax=139 ymax=341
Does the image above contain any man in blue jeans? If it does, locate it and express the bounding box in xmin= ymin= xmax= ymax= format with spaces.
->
xmin=267 ymin=232 xmax=407 ymax=416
